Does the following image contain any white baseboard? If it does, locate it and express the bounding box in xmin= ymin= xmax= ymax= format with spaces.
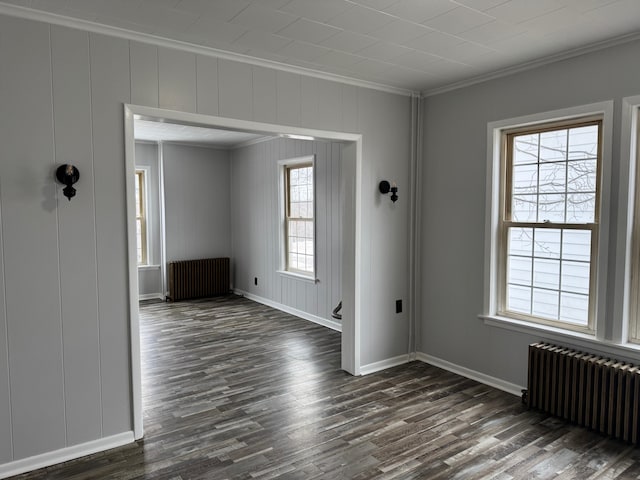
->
xmin=139 ymin=293 xmax=164 ymax=301
xmin=359 ymin=354 xmax=411 ymax=375
xmin=416 ymin=352 xmax=524 ymax=397
xmin=0 ymin=431 xmax=134 ymax=479
xmin=234 ymin=289 xmax=342 ymax=332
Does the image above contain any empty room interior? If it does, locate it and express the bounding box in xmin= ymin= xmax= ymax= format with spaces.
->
xmin=3 ymin=0 xmax=640 ymax=478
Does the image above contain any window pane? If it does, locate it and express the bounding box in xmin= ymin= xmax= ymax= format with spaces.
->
xmin=539 ymin=129 xmax=567 ymax=162
xmin=568 ymin=125 xmax=598 ymax=160
xmin=509 ymin=228 xmax=533 ymax=256
xmin=532 ymin=288 xmax=559 ymax=319
xmin=566 ymin=193 xmax=595 ymax=223
xmin=560 ymin=292 xmax=589 ymax=325
xmin=538 ymin=162 xmax=565 ymax=194
xmin=561 ymin=261 xmax=590 ymax=295
xmin=567 ymin=159 xmax=597 ymax=192
xmin=514 ymin=134 xmax=538 ymax=165
xmin=533 ymin=228 xmax=561 ymax=259
xmin=512 ymin=195 xmax=537 ymax=222
xmin=507 ymin=285 xmax=531 ymax=314
xmin=533 ymin=258 xmax=559 ymax=290
xmin=136 ymin=219 xmax=142 ymax=264
xmin=538 ymin=194 xmax=565 ymax=222
xmin=562 ymin=230 xmax=591 ymax=262
xmin=512 ymin=164 xmax=538 ymax=194
xmin=508 ymin=256 xmax=531 ymax=285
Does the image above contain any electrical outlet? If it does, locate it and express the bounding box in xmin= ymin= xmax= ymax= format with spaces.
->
xmin=254 ymin=277 xmax=258 ymax=286
xmin=396 ymin=299 xmax=402 ymax=313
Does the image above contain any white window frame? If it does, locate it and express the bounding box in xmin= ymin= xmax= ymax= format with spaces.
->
xmin=482 ymin=102 xmax=614 ymax=343
xmin=135 ymin=167 xmax=149 ymax=266
xmin=622 ymin=96 xmax=640 ymax=344
xmin=278 ymin=155 xmax=317 ymax=281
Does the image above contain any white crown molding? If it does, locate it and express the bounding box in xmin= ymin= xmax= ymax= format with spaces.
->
xmin=423 ymin=31 xmax=640 ymax=97
xmin=0 ymin=3 xmax=415 ymax=97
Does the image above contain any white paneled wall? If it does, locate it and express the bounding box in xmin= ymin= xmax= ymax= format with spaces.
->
xmin=0 ymin=11 xmax=412 ymax=472
xmin=231 ymin=138 xmax=342 ymax=323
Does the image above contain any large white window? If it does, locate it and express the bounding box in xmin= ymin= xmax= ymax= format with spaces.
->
xmin=280 ymin=156 xmax=315 ymax=277
xmin=135 ymin=169 xmax=148 ymax=265
xmin=500 ymin=118 xmax=601 ymax=332
xmin=484 ymin=102 xmax=613 ymax=338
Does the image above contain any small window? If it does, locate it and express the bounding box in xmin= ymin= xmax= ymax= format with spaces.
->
xmin=135 ymin=169 xmax=147 ymax=265
xmin=284 ymin=161 xmax=314 ymax=275
xmin=499 ymin=117 xmax=602 ymax=332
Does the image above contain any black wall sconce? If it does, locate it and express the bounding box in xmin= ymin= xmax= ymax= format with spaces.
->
xmin=379 ymin=180 xmax=398 ymax=203
xmin=55 ymin=164 xmax=80 ymax=201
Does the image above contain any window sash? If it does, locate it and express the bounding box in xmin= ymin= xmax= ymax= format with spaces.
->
xmin=284 ymin=163 xmax=314 ymax=275
xmin=499 ymin=118 xmax=602 ymax=332
xmin=135 ymin=170 xmax=147 ymax=265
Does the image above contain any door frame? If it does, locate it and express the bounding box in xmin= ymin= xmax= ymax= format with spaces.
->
xmin=124 ymin=104 xmax=363 ymax=439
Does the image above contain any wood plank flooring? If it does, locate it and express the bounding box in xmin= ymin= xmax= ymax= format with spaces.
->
xmin=11 ymin=295 xmax=640 ymax=479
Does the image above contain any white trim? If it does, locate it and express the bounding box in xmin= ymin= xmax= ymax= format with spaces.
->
xmin=139 ymin=293 xmax=164 ymax=301
xmin=235 ymin=289 xmax=341 ymax=332
xmin=416 ymin=352 xmax=523 ymax=397
xmin=359 ymin=354 xmax=410 ymax=375
xmin=483 ymin=101 xmax=614 ymax=339
xmin=125 ymin=105 xmax=363 ymax=442
xmin=123 ymin=107 xmax=144 ymax=440
xmin=617 ymin=96 xmax=640 ymax=343
xmin=276 ymin=270 xmax=318 ymax=284
xmin=422 ymin=32 xmax=640 ymax=97
xmin=137 ymin=264 xmax=161 ymax=271
xmin=0 ymin=3 xmax=414 ymax=97
xmin=0 ymin=432 xmax=134 ymax=480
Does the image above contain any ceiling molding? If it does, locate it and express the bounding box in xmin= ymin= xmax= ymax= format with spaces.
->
xmin=422 ymin=31 xmax=640 ymax=98
xmin=0 ymin=3 xmax=416 ymax=97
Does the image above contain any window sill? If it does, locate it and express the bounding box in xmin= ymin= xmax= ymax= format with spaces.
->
xmin=277 ymin=270 xmax=318 ymax=284
xmin=479 ymin=313 xmax=640 ymax=360
xmin=138 ymin=264 xmax=161 ymax=271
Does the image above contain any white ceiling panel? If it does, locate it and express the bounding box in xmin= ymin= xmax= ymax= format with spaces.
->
xmin=3 ymin=0 xmax=640 ymax=93
xmin=276 ymin=18 xmax=342 ymax=44
xmin=229 ymin=4 xmax=297 ymax=33
xmin=422 ymin=6 xmax=495 ymax=35
xmin=280 ymin=0 xmax=352 ymax=23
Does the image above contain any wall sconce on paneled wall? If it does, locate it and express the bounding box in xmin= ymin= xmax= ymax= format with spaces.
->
xmin=379 ymin=180 xmax=398 ymax=203
xmin=55 ymin=164 xmax=80 ymax=201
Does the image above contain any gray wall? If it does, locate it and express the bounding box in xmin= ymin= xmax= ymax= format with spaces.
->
xmin=420 ymin=39 xmax=640 ymax=388
xmin=231 ymin=138 xmax=342 ymax=323
xmin=163 ymin=143 xmax=231 ymax=269
xmin=135 ymin=142 xmax=162 ymax=297
xmin=0 ymin=13 xmax=412 ymax=465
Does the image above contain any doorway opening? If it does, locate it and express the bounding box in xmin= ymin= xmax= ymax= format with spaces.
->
xmin=124 ymin=105 xmax=362 ymax=439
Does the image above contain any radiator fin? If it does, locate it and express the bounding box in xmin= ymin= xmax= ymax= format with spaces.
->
xmin=168 ymin=257 xmax=230 ymax=301
xmin=527 ymin=342 xmax=640 ymax=445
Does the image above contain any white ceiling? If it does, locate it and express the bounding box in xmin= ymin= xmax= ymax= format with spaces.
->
xmin=2 ymin=0 xmax=640 ymax=93
xmin=134 ymin=119 xmax=269 ymax=147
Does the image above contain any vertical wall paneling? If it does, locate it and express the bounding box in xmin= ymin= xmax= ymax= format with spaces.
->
xmin=130 ymin=41 xmax=158 ymax=108
xmin=196 ymin=55 xmax=218 ymax=116
xmin=252 ymin=66 xmax=277 ymax=124
xmin=158 ymin=47 xmax=196 ymax=113
xmin=0 ymin=184 xmax=11 ymax=463
xmin=277 ymin=71 xmax=301 ymax=127
xmin=231 ymin=138 xmax=342 ymax=322
xmin=342 ymin=85 xmax=358 ymax=133
xmin=331 ymin=143 xmax=342 ymax=314
xmin=301 ymin=77 xmax=320 ymax=129
xmin=163 ymin=144 xmax=231 ymax=266
xmin=317 ymin=79 xmax=343 ymax=132
xmin=51 ymin=25 xmax=102 ymax=447
xmin=0 ymin=17 xmax=66 ymax=458
xmin=218 ymin=59 xmax=252 ymax=120
xmin=89 ymin=33 xmax=132 ymax=436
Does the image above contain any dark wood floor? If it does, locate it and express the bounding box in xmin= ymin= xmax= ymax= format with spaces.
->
xmin=11 ymin=295 xmax=640 ymax=479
